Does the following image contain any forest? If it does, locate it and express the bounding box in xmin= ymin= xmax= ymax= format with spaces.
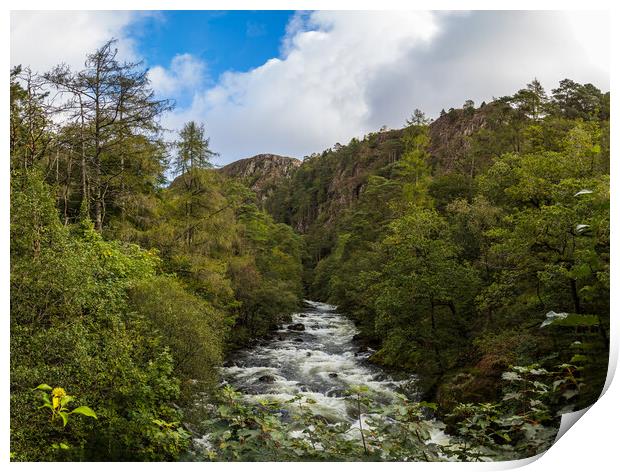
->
xmin=10 ymin=40 xmax=610 ymax=462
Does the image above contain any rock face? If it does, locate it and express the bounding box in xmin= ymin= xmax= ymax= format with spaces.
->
xmin=428 ymin=106 xmax=490 ymax=174
xmin=266 ymin=129 xmax=407 ymax=234
xmin=217 ymin=105 xmax=490 ymax=237
xmin=219 ymin=154 xmax=301 ymax=202
xmin=288 ymin=323 xmax=305 ymax=332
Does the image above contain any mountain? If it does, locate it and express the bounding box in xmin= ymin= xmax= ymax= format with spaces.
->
xmin=265 ymin=129 xmax=406 ymax=234
xmin=220 ymin=109 xmax=492 ymax=238
xmin=218 ymin=153 xmax=301 ymax=202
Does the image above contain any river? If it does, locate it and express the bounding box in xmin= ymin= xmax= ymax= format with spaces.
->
xmin=221 ymin=300 xmax=416 ymax=423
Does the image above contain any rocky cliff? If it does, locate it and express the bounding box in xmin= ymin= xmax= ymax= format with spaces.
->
xmin=219 ymin=154 xmax=301 ymax=202
xmin=220 ymin=105 xmax=492 ymax=237
xmin=428 ymin=107 xmax=489 ymax=173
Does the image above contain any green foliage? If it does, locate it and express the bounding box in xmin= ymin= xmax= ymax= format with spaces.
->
xmin=197 ymin=385 xmax=440 ymax=461
xmin=173 ymin=121 xmax=218 ymax=175
xmin=132 ymin=168 xmax=303 ymax=347
xmin=441 ymin=361 xmax=584 ymax=461
xmin=196 ymin=368 xmax=573 ymax=462
xmin=372 ymin=208 xmax=480 ymax=376
xmin=295 ymin=78 xmax=609 ymax=417
xmin=11 ymin=170 xmax=187 ymax=460
xmin=128 ymin=276 xmax=227 ymax=389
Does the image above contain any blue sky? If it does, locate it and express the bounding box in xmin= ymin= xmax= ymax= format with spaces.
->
xmin=11 ymin=10 xmax=610 ymax=164
xmin=128 ymin=11 xmax=293 ymax=96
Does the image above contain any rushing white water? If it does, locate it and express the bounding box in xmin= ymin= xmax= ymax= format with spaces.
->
xmin=221 ymin=300 xmax=416 ymax=423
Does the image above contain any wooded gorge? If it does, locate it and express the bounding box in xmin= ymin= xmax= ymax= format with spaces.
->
xmin=10 ymin=40 xmax=610 ymax=462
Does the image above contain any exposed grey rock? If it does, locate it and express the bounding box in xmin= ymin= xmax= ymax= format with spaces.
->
xmin=219 ymin=154 xmax=301 ymax=201
xmin=257 ymin=375 xmax=276 ymax=383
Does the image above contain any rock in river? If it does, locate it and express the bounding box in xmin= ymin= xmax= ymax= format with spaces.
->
xmin=258 ymin=375 xmax=276 ymax=383
xmin=288 ymin=323 xmax=305 ymax=331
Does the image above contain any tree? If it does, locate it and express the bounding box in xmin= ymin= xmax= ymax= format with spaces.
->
xmin=374 ymin=208 xmax=479 ymax=379
xmin=10 ymin=67 xmax=53 ymax=170
xmin=10 ymin=169 xmax=188 ymax=461
xmin=463 ymin=99 xmax=475 ymax=115
xmin=551 ymin=79 xmax=603 ymax=120
xmin=513 ymin=78 xmax=548 ymax=121
xmin=406 ymin=108 xmax=430 ymax=126
xmin=172 ymin=121 xmax=218 ymax=176
xmin=45 ymin=39 xmax=172 ymax=230
xmin=395 ymin=125 xmax=432 ymax=206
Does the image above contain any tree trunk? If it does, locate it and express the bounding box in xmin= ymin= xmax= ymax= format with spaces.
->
xmin=570 ymin=278 xmax=581 ymax=314
xmin=79 ymin=98 xmax=89 ymax=214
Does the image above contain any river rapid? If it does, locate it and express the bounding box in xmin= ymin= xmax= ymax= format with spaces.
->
xmin=221 ymin=300 xmax=416 ymax=423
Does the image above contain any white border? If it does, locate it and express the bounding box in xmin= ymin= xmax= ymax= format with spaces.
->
xmin=3 ymin=1 xmax=617 ymax=471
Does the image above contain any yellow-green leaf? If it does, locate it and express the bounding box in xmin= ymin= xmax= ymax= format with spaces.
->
xmin=59 ymin=411 xmax=69 ymax=427
xmin=70 ymin=406 xmax=98 ymax=419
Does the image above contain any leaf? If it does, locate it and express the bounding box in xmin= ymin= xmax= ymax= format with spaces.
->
xmin=540 ymin=311 xmax=568 ymax=327
xmin=575 ymin=224 xmax=590 ymax=234
xmin=541 ymin=312 xmax=599 ymax=328
xmin=33 ymin=384 xmax=52 ymax=391
xmin=60 ymin=395 xmax=74 ymax=407
xmin=59 ymin=411 xmax=69 ymax=427
xmin=501 ymin=372 xmax=522 ymax=381
xmin=570 ymin=354 xmax=588 ymax=364
xmin=70 ymin=406 xmax=98 ymax=419
xmin=40 ymin=393 xmax=52 ymax=406
xmin=553 ymin=379 xmax=568 ymax=390
xmin=562 ymin=389 xmax=579 ymax=400
xmin=503 ymin=392 xmax=522 ymax=401
xmin=529 ymin=368 xmax=548 ymax=375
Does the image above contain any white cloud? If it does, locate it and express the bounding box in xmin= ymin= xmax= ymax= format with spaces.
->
xmin=148 ymin=54 xmax=207 ymax=96
xmin=161 ymin=10 xmax=609 ymax=165
xmin=10 ymin=11 xmax=145 ymax=73
xmin=10 ymin=11 xmax=610 ymax=166
xmin=164 ymin=11 xmax=443 ymax=162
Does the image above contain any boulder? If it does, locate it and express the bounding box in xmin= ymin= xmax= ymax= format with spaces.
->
xmin=257 ymin=375 xmax=276 ymax=383
xmin=288 ymin=323 xmax=305 ymax=331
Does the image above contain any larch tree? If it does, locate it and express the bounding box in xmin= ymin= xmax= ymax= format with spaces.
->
xmin=44 ymin=39 xmax=172 ymax=230
xmin=173 ymin=121 xmax=218 ymax=176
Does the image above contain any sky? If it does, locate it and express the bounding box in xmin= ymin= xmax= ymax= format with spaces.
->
xmin=10 ymin=10 xmax=610 ymax=165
